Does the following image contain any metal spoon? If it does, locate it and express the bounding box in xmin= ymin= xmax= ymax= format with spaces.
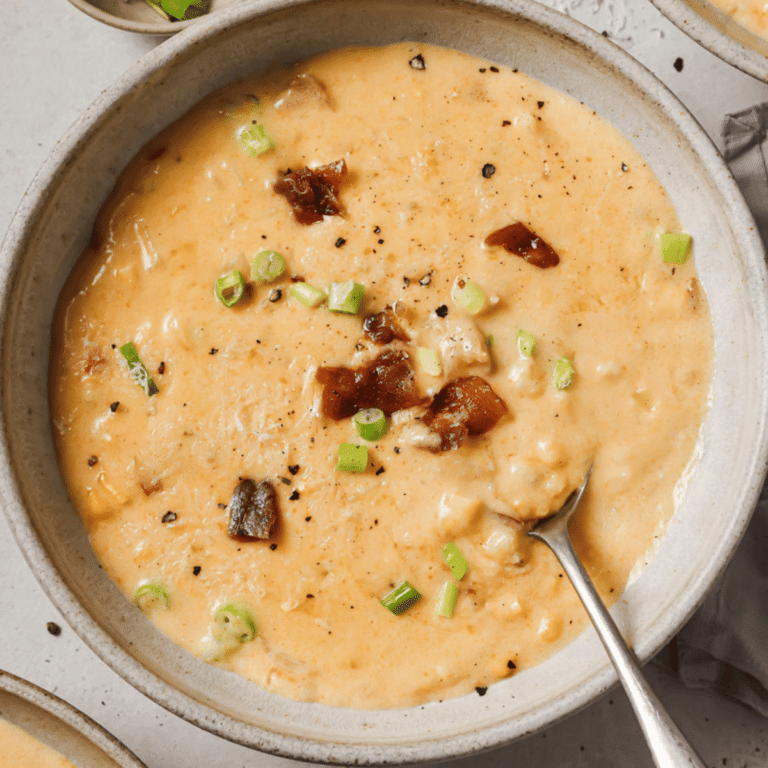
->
xmin=528 ymin=468 xmax=707 ymax=768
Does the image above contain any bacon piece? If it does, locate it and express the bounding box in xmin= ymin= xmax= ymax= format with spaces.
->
xmin=227 ymin=478 xmax=278 ymax=541
xmin=316 ymin=349 xmax=426 ymax=420
xmin=362 ymin=308 xmax=410 ymax=345
xmin=485 ymin=222 xmax=559 ymax=268
xmin=273 ymin=160 xmax=347 ymax=225
xmin=422 ymin=376 xmax=508 ymax=451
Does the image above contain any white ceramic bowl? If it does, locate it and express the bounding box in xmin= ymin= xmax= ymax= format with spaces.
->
xmin=0 ymin=670 xmax=146 ymax=768
xmin=2 ymin=0 xmax=768 ymax=763
xmin=649 ymin=0 xmax=768 ymax=81
xmin=67 ymin=0 xmax=244 ymax=35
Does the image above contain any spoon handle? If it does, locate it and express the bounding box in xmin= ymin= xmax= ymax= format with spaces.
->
xmin=542 ymin=526 xmax=708 ymax=768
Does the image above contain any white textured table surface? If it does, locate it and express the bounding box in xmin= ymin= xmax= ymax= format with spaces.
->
xmin=2 ymin=0 xmax=768 ymax=766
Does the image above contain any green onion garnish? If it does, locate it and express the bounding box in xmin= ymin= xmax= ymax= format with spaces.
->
xmin=417 ymin=347 xmax=442 ymax=377
xmin=434 ymin=580 xmax=459 ymax=618
xmin=453 ymin=276 xmax=486 ymax=314
xmin=327 ymin=281 xmax=365 ymax=314
xmin=215 ymin=269 xmax=245 ymax=307
xmin=134 ymin=581 xmax=170 ymax=613
xmin=381 ymin=581 xmax=422 ymax=615
xmin=354 ymin=408 xmax=387 ymax=442
xmin=143 ymin=0 xmax=209 ymax=20
xmin=335 ymin=442 xmax=368 ymax=473
xmin=553 ymin=357 xmax=574 ymax=390
xmin=237 ymin=124 xmax=275 ymax=157
xmin=516 ymin=329 xmax=536 ymax=357
xmin=213 ymin=602 xmax=257 ymax=644
xmin=659 ymin=232 xmax=692 ymax=264
xmin=442 ymin=542 xmax=469 ymax=580
xmin=289 ymin=282 xmax=326 ymax=308
xmin=119 ymin=341 xmax=159 ymax=396
xmin=251 ymin=250 xmax=285 ymax=282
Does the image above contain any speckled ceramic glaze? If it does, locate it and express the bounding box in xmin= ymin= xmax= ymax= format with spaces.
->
xmin=2 ymin=0 xmax=767 ymax=763
xmin=0 ymin=670 xmax=146 ymax=768
xmin=649 ymin=0 xmax=768 ymax=81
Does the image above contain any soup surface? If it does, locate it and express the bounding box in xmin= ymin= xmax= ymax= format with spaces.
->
xmin=706 ymin=0 xmax=768 ymax=42
xmin=50 ymin=43 xmax=712 ymax=708
xmin=0 ymin=719 xmax=77 ymax=768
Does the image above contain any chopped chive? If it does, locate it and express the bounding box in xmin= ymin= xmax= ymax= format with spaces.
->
xmin=417 ymin=347 xmax=442 ymax=377
xmin=553 ymin=357 xmax=574 ymax=389
xmin=442 ymin=542 xmax=469 ymax=580
xmin=453 ymin=276 xmax=486 ymax=314
xmin=516 ymin=329 xmax=536 ymax=357
xmin=354 ymin=408 xmax=387 ymax=441
xmin=381 ymin=581 xmax=422 ymax=615
xmin=327 ymin=281 xmax=365 ymax=314
xmin=215 ymin=269 xmax=245 ymax=307
xmin=213 ymin=602 xmax=257 ymax=643
xmin=289 ymin=282 xmax=326 ymax=308
xmin=134 ymin=581 xmax=170 ymax=612
xmin=119 ymin=342 xmax=159 ymax=396
xmin=237 ymin=124 xmax=274 ymax=157
xmin=434 ymin=580 xmax=459 ymax=618
xmin=251 ymin=250 xmax=285 ymax=282
xmin=336 ymin=442 xmax=368 ymax=473
xmin=659 ymin=232 xmax=691 ymax=264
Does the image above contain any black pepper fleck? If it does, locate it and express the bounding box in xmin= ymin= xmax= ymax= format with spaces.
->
xmin=335 ymin=237 xmax=346 ymax=248
xmin=192 ymin=566 xmax=201 ymax=576
xmin=489 ymin=66 xmax=499 ymax=73
xmin=158 ymin=361 xmax=165 ymax=374
xmin=373 ymin=225 xmax=381 ymax=234
xmin=305 ymin=516 xmax=312 ymax=522
xmin=403 ymin=276 xmax=411 ymax=287
xmin=674 ymin=57 xmax=684 ymax=72
xmin=394 ymin=447 xmax=401 ymax=454
xmin=289 ymin=490 xmax=300 ymax=501
xmin=435 ymin=304 xmax=448 ymax=318
xmin=288 ymin=464 xmax=300 ymax=475
xmin=209 ymin=348 xmax=218 ymax=355
xmin=110 ymin=401 xmax=119 ymax=412
xmin=270 ymin=543 xmax=278 ymax=550
xmin=375 ymin=466 xmax=385 ymax=476
xmin=621 ymin=163 xmax=629 ymax=172
xmin=482 ymin=163 xmax=496 ymax=178
xmin=306 ymin=594 xmax=315 ymax=599
xmin=217 ymin=502 xmax=227 ymax=509
xmin=161 ymin=511 xmax=178 ymax=524
xmin=269 ymin=288 xmax=282 ymax=303
xmin=409 ymin=54 xmax=426 ymax=70
xmin=475 ymin=686 xmax=488 ymax=696
xmin=46 ymin=622 xmax=61 ymax=637
xmin=507 ymin=660 xmax=516 ymax=670
xmin=88 ymin=455 xmax=98 ymax=467
xmin=502 ymin=120 xmax=511 ymax=126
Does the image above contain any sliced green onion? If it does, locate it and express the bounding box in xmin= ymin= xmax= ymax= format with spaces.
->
xmin=237 ymin=124 xmax=274 ymax=157
xmin=144 ymin=0 xmax=209 ymax=20
xmin=659 ymin=232 xmax=692 ymax=264
xmin=354 ymin=408 xmax=387 ymax=442
xmin=251 ymin=250 xmax=285 ymax=282
xmin=516 ymin=329 xmax=536 ymax=357
xmin=416 ymin=347 xmax=442 ymax=377
xmin=381 ymin=581 xmax=422 ymax=615
xmin=134 ymin=581 xmax=170 ymax=612
xmin=327 ymin=281 xmax=365 ymax=314
xmin=442 ymin=542 xmax=469 ymax=580
xmin=213 ymin=602 xmax=257 ymax=644
xmin=335 ymin=442 xmax=368 ymax=473
xmin=553 ymin=357 xmax=574 ymax=390
xmin=452 ymin=276 xmax=486 ymax=314
xmin=434 ymin=580 xmax=459 ymax=618
xmin=215 ymin=269 xmax=245 ymax=307
xmin=119 ymin=341 xmax=159 ymax=396
xmin=289 ymin=282 xmax=326 ymax=308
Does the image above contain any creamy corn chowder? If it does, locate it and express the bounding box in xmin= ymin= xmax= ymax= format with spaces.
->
xmin=50 ymin=43 xmax=712 ymax=708
xmin=0 ymin=720 xmax=77 ymax=768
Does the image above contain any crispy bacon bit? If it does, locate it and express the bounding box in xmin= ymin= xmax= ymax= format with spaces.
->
xmin=485 ymin=222 xmax=559 ymax=269
xmin=362 ymin=308 xmax=410 ymax=345
xmin=227 ymin=478 xmax=278 ymax=541
xmin=422 ymin=376 xmax=508 ymax=451
xmin=317 ymin=349 xmax=427 ymax=420
xmin=273 ymin=159 xmax=347 ymax=225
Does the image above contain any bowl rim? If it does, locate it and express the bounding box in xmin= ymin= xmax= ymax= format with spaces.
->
xmin=66 ymin=0 xmax=201 ymax=35
xmin=0 ymin=669 xmax=146 ymax=768
xmin=648 ymin=0 xmax=768 ymax=82
xmin=2 ymin=0 xmax=768 ymax=763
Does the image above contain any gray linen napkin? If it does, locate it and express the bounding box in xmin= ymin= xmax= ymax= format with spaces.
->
xmin=667 ymin=104 xmax=768 ymax=716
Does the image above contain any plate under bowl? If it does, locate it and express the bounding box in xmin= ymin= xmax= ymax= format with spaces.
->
xmin=2 ymin=0 xmax=768 ymax=763
xmin=0 ymin=670 xmax=145 ymax=768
